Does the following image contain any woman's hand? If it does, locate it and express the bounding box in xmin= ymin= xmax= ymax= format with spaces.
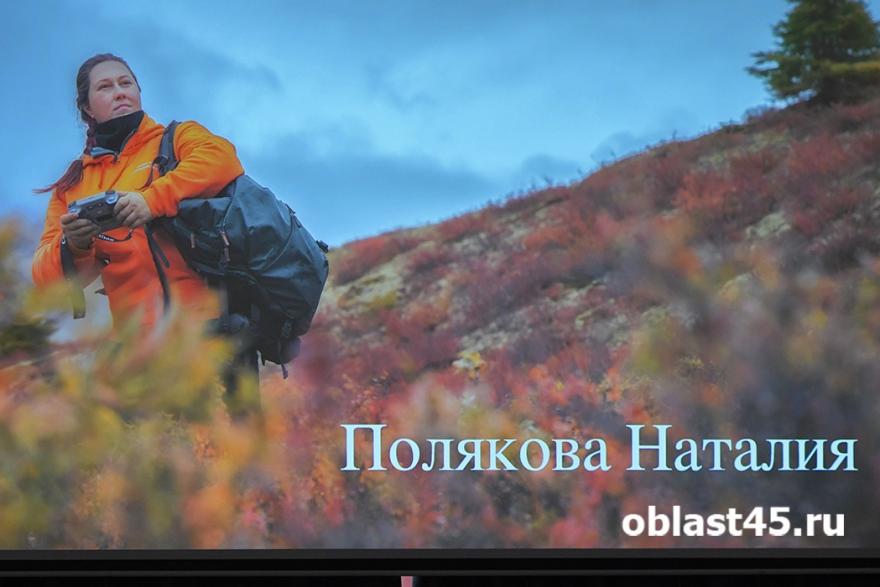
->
xmin=113 ymin=191 xmax=153 ymax=228
xmin=60 ymin=213 xmax=99 ymax=251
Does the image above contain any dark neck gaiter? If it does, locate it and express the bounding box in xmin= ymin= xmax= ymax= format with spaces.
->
xmin=94 ymin=110 xmax=145 ymax=153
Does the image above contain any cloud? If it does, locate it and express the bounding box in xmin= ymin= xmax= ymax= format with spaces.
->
xmin=240 ymin=129 xmax=500 ymax=246
xmin=590 ymin=130 xmax=666 ymax=165
xmin=589 ymin=108 xmax=703 ymax=165
xmin=363 ymin=62 xmax=438 ymax=114
xmin=510 ymin=154 xmax=585 ymax=190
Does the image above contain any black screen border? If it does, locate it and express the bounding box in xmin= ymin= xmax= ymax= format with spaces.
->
xmin=0 ymin=548 xmax=878 ymax=576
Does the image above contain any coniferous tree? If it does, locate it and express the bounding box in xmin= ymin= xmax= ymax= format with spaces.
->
xmin=748 ymin=0 xmax=880 ymax=104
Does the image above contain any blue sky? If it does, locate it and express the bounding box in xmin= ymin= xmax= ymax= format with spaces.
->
xmin=5 ymin=0 xmax=878 ymax=247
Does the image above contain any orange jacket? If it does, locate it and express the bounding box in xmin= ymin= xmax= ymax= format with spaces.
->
xmin=32 ymin=113 xmax=244 ymax=329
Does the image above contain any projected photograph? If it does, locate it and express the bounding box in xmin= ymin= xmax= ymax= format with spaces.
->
xmin=1 ymin=0 xmax=879 ymax=549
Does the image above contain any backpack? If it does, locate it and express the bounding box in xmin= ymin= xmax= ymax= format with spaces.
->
xmin=147 ymin=121 xmax=330 ymax=376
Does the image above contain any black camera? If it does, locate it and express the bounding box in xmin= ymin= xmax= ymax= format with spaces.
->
xmin=68 ymin=190 xmax=121 ymax=232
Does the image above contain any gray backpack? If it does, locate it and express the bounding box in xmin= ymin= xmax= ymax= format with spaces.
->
xmin=147 ymin=121 xmax=329 ymax=375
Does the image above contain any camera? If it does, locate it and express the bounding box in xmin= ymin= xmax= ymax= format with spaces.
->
xmin=68 ymin=190 xmax=121 ymax=232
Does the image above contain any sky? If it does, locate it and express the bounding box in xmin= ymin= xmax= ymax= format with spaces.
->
xmin=5 ymin=0 xmax=879 ymax=247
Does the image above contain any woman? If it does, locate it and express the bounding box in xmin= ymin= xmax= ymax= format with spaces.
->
xmin=32 ymin=53 xmax=256 ymax=412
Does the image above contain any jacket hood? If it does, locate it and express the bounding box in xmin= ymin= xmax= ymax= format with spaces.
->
xmin=81 ymin=113 xmax=165 ymax=168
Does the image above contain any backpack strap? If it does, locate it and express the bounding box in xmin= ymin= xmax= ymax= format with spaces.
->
xmin=139 ymin=121 xmax=180 ymax=190
xmin=156 ymin=120 xmax=180 ymax=175
xmin=144 ymin=223 xmax=171 ymax=315
xmin=60 ymin=236 xmax=86 ymax=319
xmin=141 ymin=120 xmax=180 ymax=317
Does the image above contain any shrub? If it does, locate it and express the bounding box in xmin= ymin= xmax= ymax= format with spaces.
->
xmin=435 ymin=210 xmax=490 ymax=244
xmin=407 ymin=245 xmax=455 ymax=275
xmin=333 ymin=234 xmax=418 ymax=286
xmin=458 ymin=251 xmax=563 ymax=332
xmin=828 ymin=97 xmax=880 ymax=132
xmin=521 ymin=223 xmax=572 ymax=252
xmin=789 ymin=182 xmax=872 ymax=243
xmin=786 ymin=133 xmax=852 ymax=185
xmin=852 ymin=128 xmax=880 ymax=162
xmin=639 ymin=141 xmax=704 ymax=211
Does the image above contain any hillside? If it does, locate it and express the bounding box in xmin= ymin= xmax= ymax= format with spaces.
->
xmin=309 ymin=95 xmax=880 ymax=395
xmin=318 ymin=95 xmax=880 ymax=373
xmin=287 ymin=90 xmax=880 ymax=546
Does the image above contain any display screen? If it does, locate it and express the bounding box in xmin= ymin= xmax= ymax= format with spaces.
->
xmin=3 ymin=0 xmax=880 ymax=561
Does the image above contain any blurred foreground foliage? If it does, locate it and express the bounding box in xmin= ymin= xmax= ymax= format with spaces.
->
xmin=623 ymin=217 xmax=880 ymax=544
xmin=0 ymin=222 xmax=279 ymax=548
xmin=0 ymin=225 xmax=53 ymax=359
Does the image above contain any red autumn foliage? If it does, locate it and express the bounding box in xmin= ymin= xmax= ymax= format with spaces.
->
xmin=852 ymin=129 xmax=880 ymax=162
xmin=674 ymin=147 xmax=782 ymax=240
xmin=459 ymin=251 xmax=564 ymax=331
xmin=407 ymin=244 xmax=454 ymax=275
xmin=435 ymin=210 xmax=490 ymax=243
xmin=786 ymin=133 xmax=852 ymax=184
xmin=639 ymin=141 xmax=705 ymax=211
xmin=334 ymin=233 xmax=418 ymax=285
xmin=828 ymin=99 xmax=880 ymax=132
xmin=789 ymin=182 xmax=872 ymax=241
xmin=521 ymin=223 xmax=573 ymax=252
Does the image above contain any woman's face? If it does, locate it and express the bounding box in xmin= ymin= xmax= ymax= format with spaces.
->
xmin=84 ymin=60 xmax=141 ymax=124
